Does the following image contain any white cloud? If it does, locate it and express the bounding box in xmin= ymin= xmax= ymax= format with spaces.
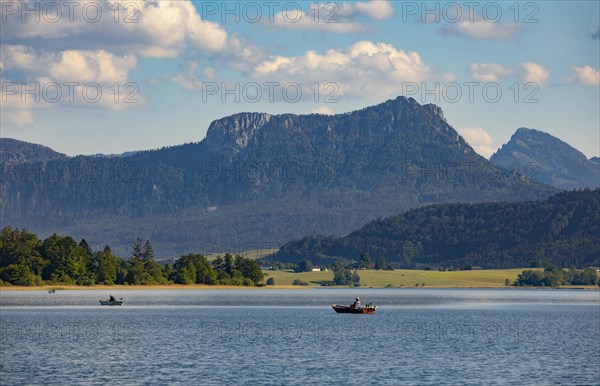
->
xmin=170 ymin=39 xmax=439 ymax=100
xmin=167 ymin=73 xmax=202 ymax=92
xmin=166 ymin=61 xmax=221 ymax=92
xmin=49 ymin=50 xmax=137 ymax=84
xmin=0 ymin=45 xmax=38 ymax=70
xmin=307 ymin=107 xmax=335 ymax=115
xmin=437 ymin=20 xmax=522 ymax=41
xmin=2 ymin=1 xmax=229 ymax=58
xmin=441 ymin=72 xmax=458 ymax=82
xmin=271 ymin=0 xmax=393 ymax=33
xmin=271 ymin=9 xmax=367 ymax=33
xmin=254 ymin=56 xmax=293 ymax=76
xmin=165 ymin=34 xmax=267 ymax=92
xmin=519 ymin=61 xmax=550 ymax=85
xmin=469 ymin=63 xmax=513 ymax=82
xmin=468 ymin=61 xmax=549 ymax=85
xmin=569 ymin=66 xmax=600 ymax=86
xmin=340 ymin=0 xmax=395 ymax=20
xmin=2 ymin=45 xmax=136 ymax=85
xmin=1 ymin=46 xmax=141 ymax=129
xmin=458 ymin=127 xmax=496 ymax=159
xmin=212 ymin=34 xmax=267 ymax=72
xmin=182 ymin=3 xmax=228 ymax=52
xmin=252 ymin=41 xmax=436 ymax=101
xmin=0 ymin=0 xmax=235 ymax=126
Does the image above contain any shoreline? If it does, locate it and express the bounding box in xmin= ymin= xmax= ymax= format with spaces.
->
xmin=1 ymin=284 xmax=597 ymax=291
xmin=0 ymin=284 xmax=306 ymax=291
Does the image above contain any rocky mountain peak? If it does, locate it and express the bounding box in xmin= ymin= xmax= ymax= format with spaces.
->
xmin=205 ymin=112 xmax=272 ymax=151
xmin=491 ymin=127 xmax=599 ymax=190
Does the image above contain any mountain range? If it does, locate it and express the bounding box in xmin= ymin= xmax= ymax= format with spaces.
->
xmin=491 ymin=128 xmax=599 ymax=190
xmin=1 ymin=96 xmax=556 ymax=258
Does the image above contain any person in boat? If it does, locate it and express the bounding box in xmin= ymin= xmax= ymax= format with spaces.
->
xmin=109 ymin=295 xmax=116 ymax=301
xmin=352 ymin=297 xmax=361 ymax=309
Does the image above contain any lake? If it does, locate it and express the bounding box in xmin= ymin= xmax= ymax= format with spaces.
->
xmin=1 ymin=289 xmax=599 ymax=385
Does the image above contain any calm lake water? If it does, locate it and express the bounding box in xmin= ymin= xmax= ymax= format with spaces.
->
xmin=1 ymin=289 xmax=599 ymax=385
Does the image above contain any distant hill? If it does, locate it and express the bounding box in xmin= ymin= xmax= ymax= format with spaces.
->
xmin=491 ymin=128 xmax=599 ymax=190
xmin=0 ymin=138 xmax=67 ymax=163
xmin=271 ymin=189 xmax=600 ymax=269
xmin=88 ymin=151 xmax=139 ymax=158
xmin=1 ymin=97 xmax=556 ymax=258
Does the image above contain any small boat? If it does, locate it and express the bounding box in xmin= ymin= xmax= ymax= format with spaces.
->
xmin=99 ymin=298 xmax=123 ymax=306
xmin=331 ymin=303 xmax=377 ymax=314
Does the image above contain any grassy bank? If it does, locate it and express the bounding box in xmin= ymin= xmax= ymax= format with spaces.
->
xmin=2 ymin=269 xmax=597 ymax=290
xmin=264 ymin=269 xmax=529 ymax=288
xmin=205 ymin=249 xmax=276 ymax=261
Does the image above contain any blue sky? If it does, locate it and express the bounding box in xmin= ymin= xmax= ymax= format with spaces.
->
xmin=1 ymin=0 xmax=598 ymax=158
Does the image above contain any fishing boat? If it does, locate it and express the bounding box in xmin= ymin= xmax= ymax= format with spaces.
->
xmin=99 ymin=297 xmax=123 ymax=306
xmin=331 ymin=303 xmax=377 ymax=314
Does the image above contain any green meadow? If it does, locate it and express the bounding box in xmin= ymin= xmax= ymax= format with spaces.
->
xmin=206 ymin=249 xmax=277 ymax=261
xmin=264 ymin=269 xmax=529 ymax=288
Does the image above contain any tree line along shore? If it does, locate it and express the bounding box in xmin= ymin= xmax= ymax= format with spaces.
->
xmin=0 ymin=227 xmax=263 ymax=287
xmin=1 ymin=227 xmax=598 ymax=288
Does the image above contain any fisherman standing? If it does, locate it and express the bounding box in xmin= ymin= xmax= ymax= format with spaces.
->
xmin=352 ymin=297 xmax=361 ymax=308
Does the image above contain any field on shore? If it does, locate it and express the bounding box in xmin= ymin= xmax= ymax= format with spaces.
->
xmin=205 ymin=249 xmax=276 ymax=261
xmin=264 ymin=268 xmax=529 ymax=288
xmin=2 ymin=269 xmax=597 ymax=290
